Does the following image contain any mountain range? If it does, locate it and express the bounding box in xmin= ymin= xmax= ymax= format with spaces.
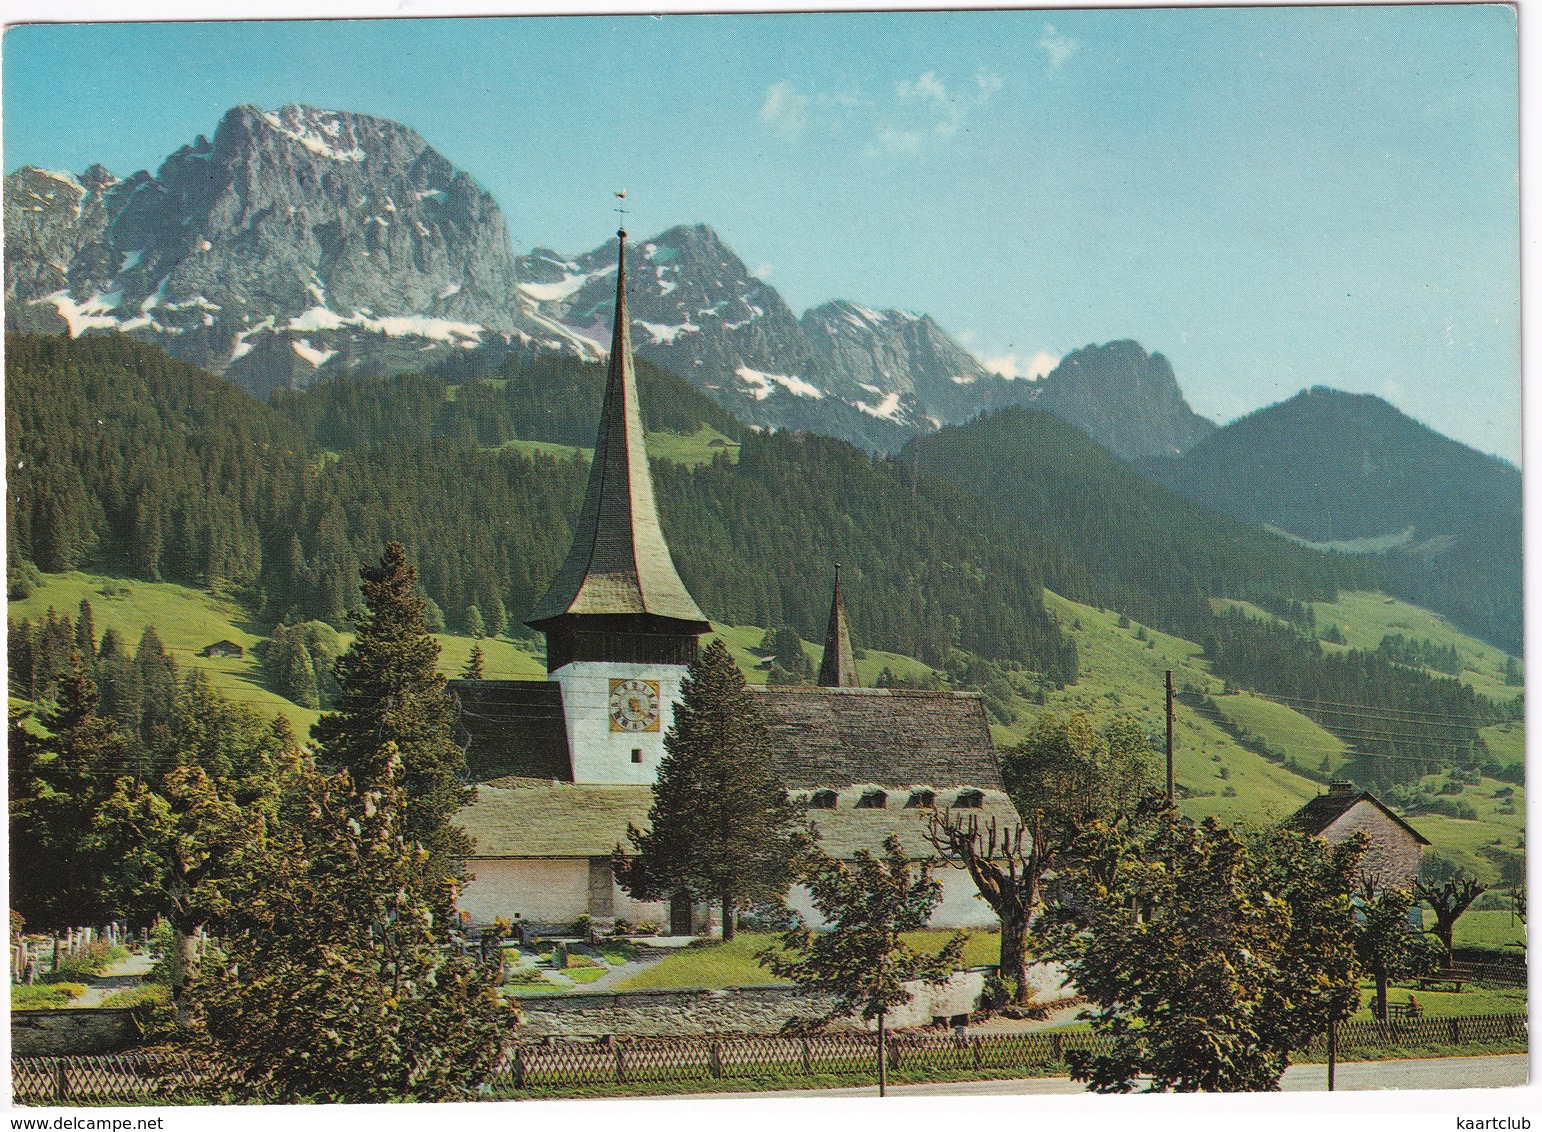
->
xmin=4 ymin=102 xmax=1212 ymax=458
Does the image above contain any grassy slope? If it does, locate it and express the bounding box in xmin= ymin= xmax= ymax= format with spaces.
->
xmin=9 ymin=569 xmax=546 ymax=734
xmin=1041 ymin=591 xmax=1322 ymax=825
xmin=497 ymin=425 xmax=740 ymax=469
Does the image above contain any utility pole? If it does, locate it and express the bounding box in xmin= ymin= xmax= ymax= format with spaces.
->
xmin=1165 ymin=669 xmax=1175 ymax=807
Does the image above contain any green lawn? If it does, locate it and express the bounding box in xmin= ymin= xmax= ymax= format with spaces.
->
xmin=611 ymin=930 xmax=1001 ymax=992
xmin=1211 ymin=691 xmax=1351 ymax=776
xmin=1421 ymin=909 xmax=1528 ymax=956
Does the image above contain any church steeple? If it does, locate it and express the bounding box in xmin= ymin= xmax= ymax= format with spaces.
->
xmin=817 ymin=564 xmax=859 ymax=688
xmin=526 ymin=226 xmax=709 ymax=671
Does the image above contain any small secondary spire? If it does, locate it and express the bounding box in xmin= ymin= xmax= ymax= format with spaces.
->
xmin=818 ymin=563 xmax=859 ymax=688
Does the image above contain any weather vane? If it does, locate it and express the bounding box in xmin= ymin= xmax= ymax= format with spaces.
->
xmin=614 ymin=190 xmax=628 ymax=231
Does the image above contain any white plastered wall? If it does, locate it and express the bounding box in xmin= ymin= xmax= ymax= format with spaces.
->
xmin=551 ymin=661 xmax=688 ymax=784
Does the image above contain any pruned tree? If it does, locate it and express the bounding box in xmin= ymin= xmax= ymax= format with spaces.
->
xmin=925 ymin=809 xmax=1045 ymax=1004
xmin=758 ymin=835 xmax=964 ymax=1096
xmin=613 ymin=639 xmax=808 ymax=940
xmin=1414 ymin=873 xmax=1489 ymax=962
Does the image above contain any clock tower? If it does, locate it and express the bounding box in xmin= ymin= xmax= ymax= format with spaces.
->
xmin=525 ymin=226 xmax=711 ymax=784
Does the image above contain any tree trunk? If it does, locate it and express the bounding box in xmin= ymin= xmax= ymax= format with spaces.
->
xmin=877 ymin=1007 xmax=887 ymax=1098
xmin=721 ymin=891 xmax=735 ymax=941
xmin=169 ymin=925 xmax=200 ymax=1025
xmin=1435 ymin=917 xmax=1455 ymax=964
xmin=1374 ymin=961 xmax=1388 ymax=1021
xmin=999 ymin=911 xmax=1032 ymax=1005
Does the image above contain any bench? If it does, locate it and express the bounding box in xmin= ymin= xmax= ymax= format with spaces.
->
xmin=1416 ymin=967 xmax=1473 ymax=992
xmin=1372 ymin=1001 xmax=1423 ymax=1021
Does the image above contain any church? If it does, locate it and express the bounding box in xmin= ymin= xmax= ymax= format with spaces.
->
xmin=452 ymin=227 xmax=1019 ymax=933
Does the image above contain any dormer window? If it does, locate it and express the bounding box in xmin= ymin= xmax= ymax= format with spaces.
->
xmin=856 ymin=790 xmax=888 ymax=809
xmin=807 ymin=790 xmax=838 ymax=810
xmin=906 ymin=789 xmax=936 ymax=809
xmin=954 ymin=789 xmax=984 ymax=809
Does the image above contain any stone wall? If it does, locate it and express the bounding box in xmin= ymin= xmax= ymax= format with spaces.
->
xmin=517 ymin=968 xmax=1028 ymax=1038
xmin=11 ymin=1009 xmax=140 ymax=1056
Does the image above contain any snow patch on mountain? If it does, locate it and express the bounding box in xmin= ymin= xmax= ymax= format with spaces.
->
xmin=736 ymin=366 xmax=824 ymax=400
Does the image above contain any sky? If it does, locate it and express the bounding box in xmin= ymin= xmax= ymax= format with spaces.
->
xmin=1 ymin=5 xmax=1522 ymax=461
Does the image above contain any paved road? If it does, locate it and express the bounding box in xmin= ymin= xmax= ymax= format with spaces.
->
xmin=687 ymin=1054 xmax=1529 ymax=1099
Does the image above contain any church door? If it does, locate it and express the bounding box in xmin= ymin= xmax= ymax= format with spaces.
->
xmin=670 ymin=891 xmax=693 ymax=936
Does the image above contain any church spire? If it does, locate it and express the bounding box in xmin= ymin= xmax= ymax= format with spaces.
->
xmin=817 ymin=564 xmax=859 ymax=688
xmin=526 ymin=225 xmax=709 ymax=659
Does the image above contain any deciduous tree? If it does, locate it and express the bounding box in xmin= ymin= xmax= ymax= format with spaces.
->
xmin=759 ymin=835 xmax=964 ymax=1096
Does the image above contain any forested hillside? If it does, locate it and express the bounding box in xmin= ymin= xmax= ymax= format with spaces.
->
xmin=904 ymin=406 xmax=1378 ymax=638
xmin=1142 ymin=388 xmax=1522 ymax=653
xmin=4 ymin=333 xmax=1075 ymax=681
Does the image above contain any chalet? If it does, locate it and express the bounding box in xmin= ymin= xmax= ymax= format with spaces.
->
xmin=452 ymin=226 xmax=1015 ymax=933
xmin=1286 ymin=780 xmax=1430 ymax=891
xmin=199 ymin=640 xmax=244 ymax=659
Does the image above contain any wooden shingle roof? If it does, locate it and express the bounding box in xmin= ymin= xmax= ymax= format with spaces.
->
xmin=456 ymin=779 xmax=1020 ymax=860
xmin=1286 ymin=788 xmax=1432 ymax=846
xmin=453 ymin=680 xmax=571 ymax=781
xmin=751 ymin=686 xmax=1004 ymax=791
xmin=525 ymin=230 xmax=708 ymax=630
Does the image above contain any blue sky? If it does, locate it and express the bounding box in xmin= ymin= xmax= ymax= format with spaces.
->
xmin=3 ymin=7 xmax=1521 ymax=461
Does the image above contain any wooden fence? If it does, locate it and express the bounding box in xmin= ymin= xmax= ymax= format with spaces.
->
xmin=11 ymin=1012 xmax=1526 ymax=1104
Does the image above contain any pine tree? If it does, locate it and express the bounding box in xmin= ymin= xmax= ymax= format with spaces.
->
xmin=461 ymin=645 xmax=485 ymax=681
xmin=75 ymin=598 xmax=96 ymax=657
xmin=10 ymin=657 xmax=129 ymax=931
xmin=312 ymin=543 xmax=472 ymax=879
xmin=464 ymin=604 xmax=485 ymax=639
xmin=613 ymin=639 xmax=808 ymax=940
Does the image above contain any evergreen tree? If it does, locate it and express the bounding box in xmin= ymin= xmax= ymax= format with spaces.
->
xmin=75 ymin=598 xmax=97 ymax=658
xmin=464 ymin=604 xmax=485 ymax=639
xmin=311 ymin=543 xmax=472 ymax=879
xmin=613 ymin=639 xmax=808 ymax=940
xmin=461 ymin=645 xmax=485 ymax=681
xmin=9 ymin=658 xmax=129 ymax=931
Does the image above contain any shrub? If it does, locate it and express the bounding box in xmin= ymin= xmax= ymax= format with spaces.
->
xmin=40 ymin=941 xmax=124 ymax=983
xmin=12 ymin=982 xmax=87 ymax=1009
xmin=100 ymin=983 xmax=178 ymax=1043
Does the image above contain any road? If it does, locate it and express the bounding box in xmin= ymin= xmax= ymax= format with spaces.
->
xmin=685 ymin=1054 xmax=1529 ymax=1099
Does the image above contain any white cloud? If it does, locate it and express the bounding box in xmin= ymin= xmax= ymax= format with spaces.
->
xmin=760 ymin=81 xmax=810 ymax=139
xmin=762 ymin=68 xmax=1001 ymax=157
xmin=753 ymin=263 xmax=773 ymax=280
xmin=1039 ymin=25 xmax=1080 ymax=73
xmin=984 ymin=350 xmax=1060 ymax=381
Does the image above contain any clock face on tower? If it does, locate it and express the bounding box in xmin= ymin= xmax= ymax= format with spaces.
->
xmin=609 ymin=678 xmax=661 ymax=732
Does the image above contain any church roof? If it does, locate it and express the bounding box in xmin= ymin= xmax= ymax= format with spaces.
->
xmin=525 ymin=229 xmax=708 ymax=630
xmin=751 ymin=686 xmax=1005 ymax=791
xmin=453 ymin=680 xmax=571 ymax=781
xmin=456 ymin=779 xmax=1020 ymax=861
xmin=816 ymin=565 xmax=859 ymax=688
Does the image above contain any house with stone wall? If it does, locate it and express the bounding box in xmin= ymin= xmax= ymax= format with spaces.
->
xmin=1285 ymin=780 xmax=1430 ymax=891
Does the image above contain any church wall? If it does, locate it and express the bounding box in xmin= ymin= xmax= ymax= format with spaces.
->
xmin=551 ymin=661 xmax=689 ymax=784
xmin=460 ymin=857 xmax=675 ymax=931
xmin=783 ymin=864 xmax=998 ymax=930
xmin=460 ymin=859 xmax=590 ymax=925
